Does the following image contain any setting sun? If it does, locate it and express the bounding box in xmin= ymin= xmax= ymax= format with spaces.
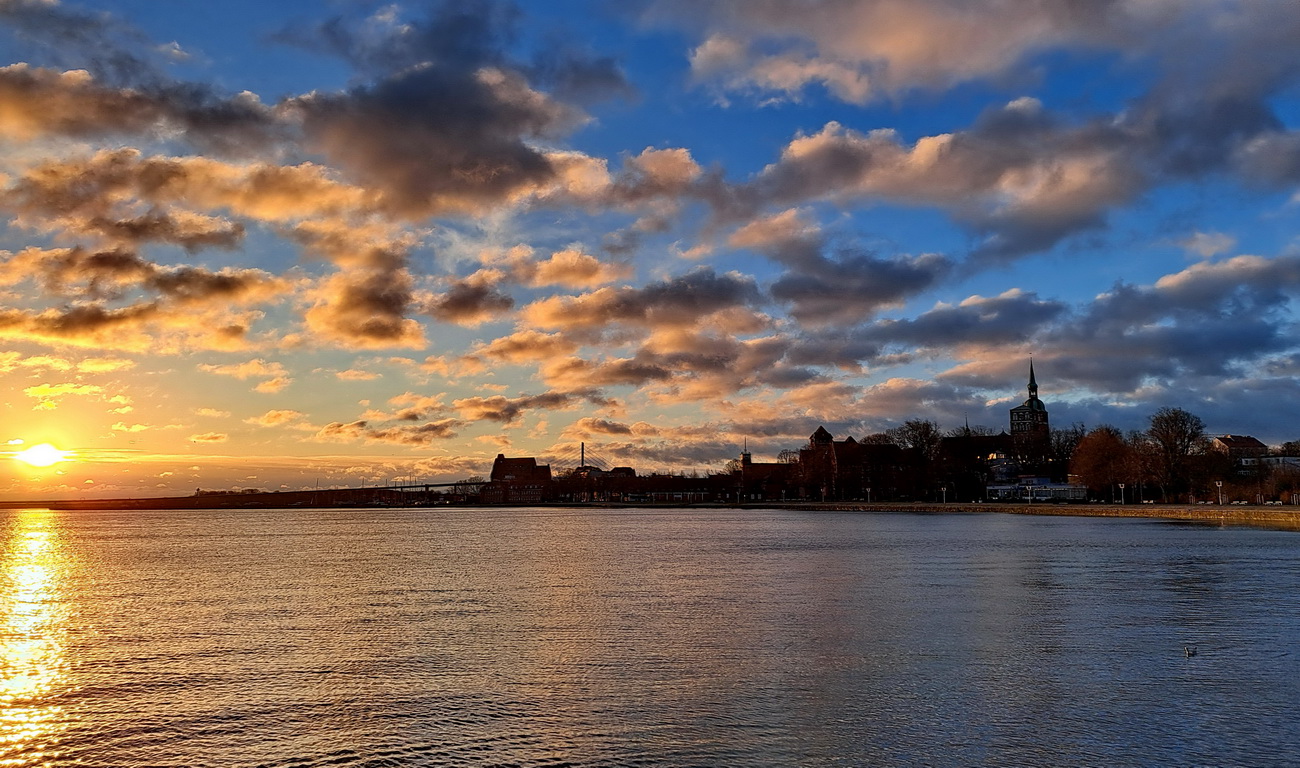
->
xmin=12 ymin=444 xmax=71 ymax=468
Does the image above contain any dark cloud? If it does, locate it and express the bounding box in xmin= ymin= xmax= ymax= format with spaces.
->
xmin=277 ymin=1 xmax=615 ymax=216
xmin=0 ymin=245 xmax=280 ymax=305
xmin=539 ymin=330 xmax=818 ymax=400
xmin=0 ymin=64 xmax=278 ymax=155
xmin=79 ymin=211 xmax=244 ymax=251
xmin=771 ymin=249 xmax=953 ymax=325
xmin=468 ymin=330 xmax=579 ymax=364
xmin=274 ymin=0 xmax=519 ymax=78
xmin=937 ymin=254 xmax=1300 ymax=395
xmin=541 ymin=355 xmax=675 ymax=390
xmin=0 ymin=0 xmax=169 ymax=84
xmin=864 ymin=291 xmax=1067 ymax=348
xmin=425 ymin=278 xmax=516 ymax=327
xmin=527 ymin=47 xmax=633 ymax=104
xmin=731 ymin=213 xmax=953 ymax=323
xmin=290 ymin=66 xmax=568 ymax=216
xmin=0 ymin=300 xmax=259 ymax=353
xmin=678 ymin=0 xmax=1300 ymax=264
xmin=315 ymin=418 xmax=463 ymax=445
xmin=523 ymin=267 xmax=763 ymax=330
xmin=148 ymin=266 xmax=279 ymax=305
xmin=566 ymin=417 xmax=638 ymax=436
xmin=454 ymin=391 xmax=612 ymax=424
xmin=5 ymin=151 xmax=372 ymax=232
xmin=307 ymin=269 xmax=424 ymax=349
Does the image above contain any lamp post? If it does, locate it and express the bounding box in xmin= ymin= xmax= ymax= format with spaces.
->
xmin=1216 ymin=480 xmax=1223 ymax=506
xmin=1119 ymin=483 xmax=1125 ymax=505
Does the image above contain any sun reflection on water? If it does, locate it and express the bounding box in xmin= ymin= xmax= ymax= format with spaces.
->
xmin=0 ymin=511 xmax=69 ymax=766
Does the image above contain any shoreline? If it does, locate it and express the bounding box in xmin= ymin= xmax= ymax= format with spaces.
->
xmin=768 ymin=501 xmax=1300 ymax=531
xmin=3 ymin=496 xmax=1298 ymax=531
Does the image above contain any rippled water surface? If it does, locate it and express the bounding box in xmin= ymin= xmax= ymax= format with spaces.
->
xmin=1 ymin=506 xmax=1297 ymax=766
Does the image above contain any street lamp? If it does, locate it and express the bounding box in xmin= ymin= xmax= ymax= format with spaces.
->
xmin=1119 ymin=483 xmax=1125 ymax=505
xmin=1216 ymin=480 xmax=1223 ymax=506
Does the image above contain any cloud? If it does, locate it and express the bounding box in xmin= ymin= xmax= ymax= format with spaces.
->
xmin=1178 ymin=231 xmax=1237 ymax=259
xmin=664 ymin=1 xmax=1300 ymax=108
xmin=521 ymin=267 xmax=762 ymax=332
xmin=0 ymin=64 xmax=277 ymax=153
xmin=200 ymin=359 xmax=295 ymax=392
xmin=336 ymin=368 xmax=381 ymax=381
xmin=676 ymin=2 xmax=1300 ymax=263
xmin=5 ymin=151 xmax=377 ymax=242
xmin=860 ymin=290 xmax=1068 ymax=349
xmin=738 ymin=110 xmax=1145 ymax=264
xmin=281 ymin=2 xmax=591 ymax=216
xmin=504 ymin=247 xmax=633 ymax=288
xmin=189 ymin=432 xmax=228 ymax=443
xmin=285 ymin=221 xmax=429 ymax=348
xmin=935 ymin=252 xmax=1300 ymax=396
xmin=200 ymin=358 xmax=288 ymax=380
xmin=304 ymin=268 xmax=426 ymax=348
xmin=312 ymin=418 xmax=463 ymax=445
xmin=78 ymin=357 xmax=135 ymax=373
xmin=540 ymin=355 xmax=675 ymax=391
xmin=0 ymin=246 xmax=286 ymax=313
xmin=467 ymin=330 xmax=579 ymax=365
xmin=0 ymin=301 xmax=260 ymax=352
xmin=453 ymin=391 xmax=609 ymax=424
xmin=384 ymin=392 xmax=447 ymax=422
xmin=23 ymin=381 xmax=103 ymax=409
xmin=424 ymin=270 xmax=515 ymax=327
xmin=246 ymin=409 xmax=305 ymax=427
xmin=563 ymin=417 xmax=642 ymax=437
xmin=731 ymin=208 xmax=953 ymax=324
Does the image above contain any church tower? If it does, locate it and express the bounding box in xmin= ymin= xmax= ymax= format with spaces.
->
xmin=1009 ymin=360 xmax=1049 ymax=438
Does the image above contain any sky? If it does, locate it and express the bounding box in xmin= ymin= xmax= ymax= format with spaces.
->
xmin=3 ymin=0 xmax=1300 ymax=499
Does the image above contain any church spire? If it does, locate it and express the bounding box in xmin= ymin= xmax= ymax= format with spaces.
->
xmin=1027 ymin=358 xmax=1038 ymax=400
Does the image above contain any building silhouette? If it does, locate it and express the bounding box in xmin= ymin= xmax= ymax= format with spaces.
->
xmin=1009 ymin=360 xmax=1049 ymax=439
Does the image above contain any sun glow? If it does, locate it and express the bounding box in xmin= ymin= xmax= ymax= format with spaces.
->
xmin=11 ymin=445 xmax=71 ymax=468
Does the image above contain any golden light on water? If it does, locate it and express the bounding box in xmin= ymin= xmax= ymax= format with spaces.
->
xmin=0 ymin=511 xmax=69 ymax=765
xmin=10 ymin=445 xmax=71 ymax=469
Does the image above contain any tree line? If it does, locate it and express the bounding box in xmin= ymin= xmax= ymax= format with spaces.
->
xmin=746 ymin=406 xmax=1299 ymax=504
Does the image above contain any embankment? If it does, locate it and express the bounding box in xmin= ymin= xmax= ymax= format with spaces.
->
xmin=789 ymin=501 xmax=1300 ymax=531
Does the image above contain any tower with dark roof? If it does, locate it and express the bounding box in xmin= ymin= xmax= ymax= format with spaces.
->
xmin=1009 ymin=360 xmax=1050 ymax=439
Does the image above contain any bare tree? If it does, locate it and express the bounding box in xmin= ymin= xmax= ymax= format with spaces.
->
xmin=1050 ymin=422 xmax=1087 ymax=468
xmin=1146 ymin=407 xmax=1206 ymax=502
xmin=887 ymin=419 xmax=944 ymax=462
xmin=861 ymin=432 xmax=895 ymax=445
xmin=945 ymin=424 xmax=996 ymax=437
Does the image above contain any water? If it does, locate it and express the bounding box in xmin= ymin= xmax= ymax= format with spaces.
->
xmin=1 ymin=506 xmax=1297 ymax=767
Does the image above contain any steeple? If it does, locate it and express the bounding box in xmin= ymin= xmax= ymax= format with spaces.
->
xmin=1009 ymin=359 xmax=1049 ymax=437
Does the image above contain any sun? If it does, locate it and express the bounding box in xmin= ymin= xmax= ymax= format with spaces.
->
xmin=12 ymin=444 xmax=72 ymax=468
